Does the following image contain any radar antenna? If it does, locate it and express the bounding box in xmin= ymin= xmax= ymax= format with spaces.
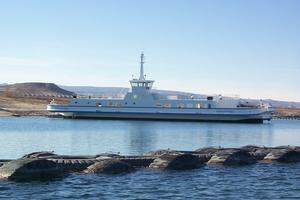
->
xmin=139 ymin=52 xmax=145 ymax=80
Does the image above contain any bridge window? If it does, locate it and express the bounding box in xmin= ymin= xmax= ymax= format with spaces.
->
xmin=131 ymin=81 xmax=153 ymax=89
xmin=131 ymin=83 xmax=138 ymax=87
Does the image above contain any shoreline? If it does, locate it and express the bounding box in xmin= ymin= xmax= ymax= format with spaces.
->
xmin=1 ymin=96 xmax=300 ymax=119
xmin=1 ymin=109 xmax=300 ymax=120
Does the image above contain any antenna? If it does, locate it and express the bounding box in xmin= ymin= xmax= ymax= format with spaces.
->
xmin=139 ymin=52 xmax=145 ymax=80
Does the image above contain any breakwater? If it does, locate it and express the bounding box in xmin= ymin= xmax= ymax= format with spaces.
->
xmin=0 ymin=145 xmax=299 ymax=181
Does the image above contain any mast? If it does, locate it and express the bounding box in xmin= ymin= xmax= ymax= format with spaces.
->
xmin=139 ymin=52 xmax=145 ymax=80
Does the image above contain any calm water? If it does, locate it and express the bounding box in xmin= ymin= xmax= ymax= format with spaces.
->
xmin=0 ymin=117 xmax=300 ymax=199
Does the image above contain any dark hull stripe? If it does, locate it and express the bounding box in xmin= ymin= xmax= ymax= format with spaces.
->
xmin=58 ymin=111 xmax=270 ymax=123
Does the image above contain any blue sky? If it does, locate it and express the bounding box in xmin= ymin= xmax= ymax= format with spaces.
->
xmin=0 ymin=0 xmax=299 ymax=101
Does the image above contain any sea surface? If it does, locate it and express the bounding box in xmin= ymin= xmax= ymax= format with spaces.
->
xmin=0 ymin=117 xmax=300 ymax=199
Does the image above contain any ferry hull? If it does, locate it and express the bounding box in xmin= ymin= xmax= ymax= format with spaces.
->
xmin=57 ymin=111 xmax=270 ymax=123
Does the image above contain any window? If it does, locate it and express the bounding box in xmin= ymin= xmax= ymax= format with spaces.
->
xmin=178 ymin=103 xmax=184 ymax=108
xmin=187 ymin=103 xmax=193 ymax=108
xmin=208 ymin=104 xmax=211 ymax=109
xmin=156 ymin=103 xmax=162 ymax=107
xmin=131 ymin=83 xmax=138 ymax=87
xmin=164 ymin=103 xmax=171 ymax=108
xmin=207 ymin=96 xmax=213 ymax=100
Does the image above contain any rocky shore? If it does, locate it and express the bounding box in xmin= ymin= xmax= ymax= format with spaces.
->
xmin=0 ymin=145 xmax=299 ymax=181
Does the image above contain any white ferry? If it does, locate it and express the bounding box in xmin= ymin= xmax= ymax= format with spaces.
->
xmin=47 ymin=53 xmax=272 ymax=123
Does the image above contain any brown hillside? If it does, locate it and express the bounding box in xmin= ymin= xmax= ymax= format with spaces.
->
xmin=0 ymin=82 xmax=74 ymax=116
xmin=1 ymin=82 xmax=75 ymax=98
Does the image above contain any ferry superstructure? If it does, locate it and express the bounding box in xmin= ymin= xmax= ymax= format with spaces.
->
xmin=47 ymin=53 xmax=272 ymax=123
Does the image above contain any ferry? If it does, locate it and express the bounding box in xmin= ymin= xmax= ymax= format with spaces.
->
xmin=47 ymin=53 xmax=272 ymax=123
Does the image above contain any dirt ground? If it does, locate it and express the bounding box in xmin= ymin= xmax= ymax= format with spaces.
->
xmin=0 ymin=96 xmax=70 ymax=116
xmin=273 ymin=108 xmax=300 ymax=117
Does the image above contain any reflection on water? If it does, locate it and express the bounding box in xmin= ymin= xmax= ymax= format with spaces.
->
xmin=0 ymin=117 xmax=299 ymax=159
xmin=1 ymin=117 xmax=299 ymax=199
xmin=1 ymin=163 xmax=300 ymax=199
xmin=127 ymin=121 xmax=157 ymax=155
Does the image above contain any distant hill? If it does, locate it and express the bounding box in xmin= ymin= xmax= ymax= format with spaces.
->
xmin=60 ymin=85 xmax=300 ymax=108
xmin=60 ymin=85 xmax=206 ymax=99
xmin=0 ymin=83 xmax=299 ymax=108
xmin=240 ymin=98 xmax=300 ymax=109
xmin=0 ymin=82 xmax=75 ymax=98
xmin=60 ymin=86 xmax=129 ymax=98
